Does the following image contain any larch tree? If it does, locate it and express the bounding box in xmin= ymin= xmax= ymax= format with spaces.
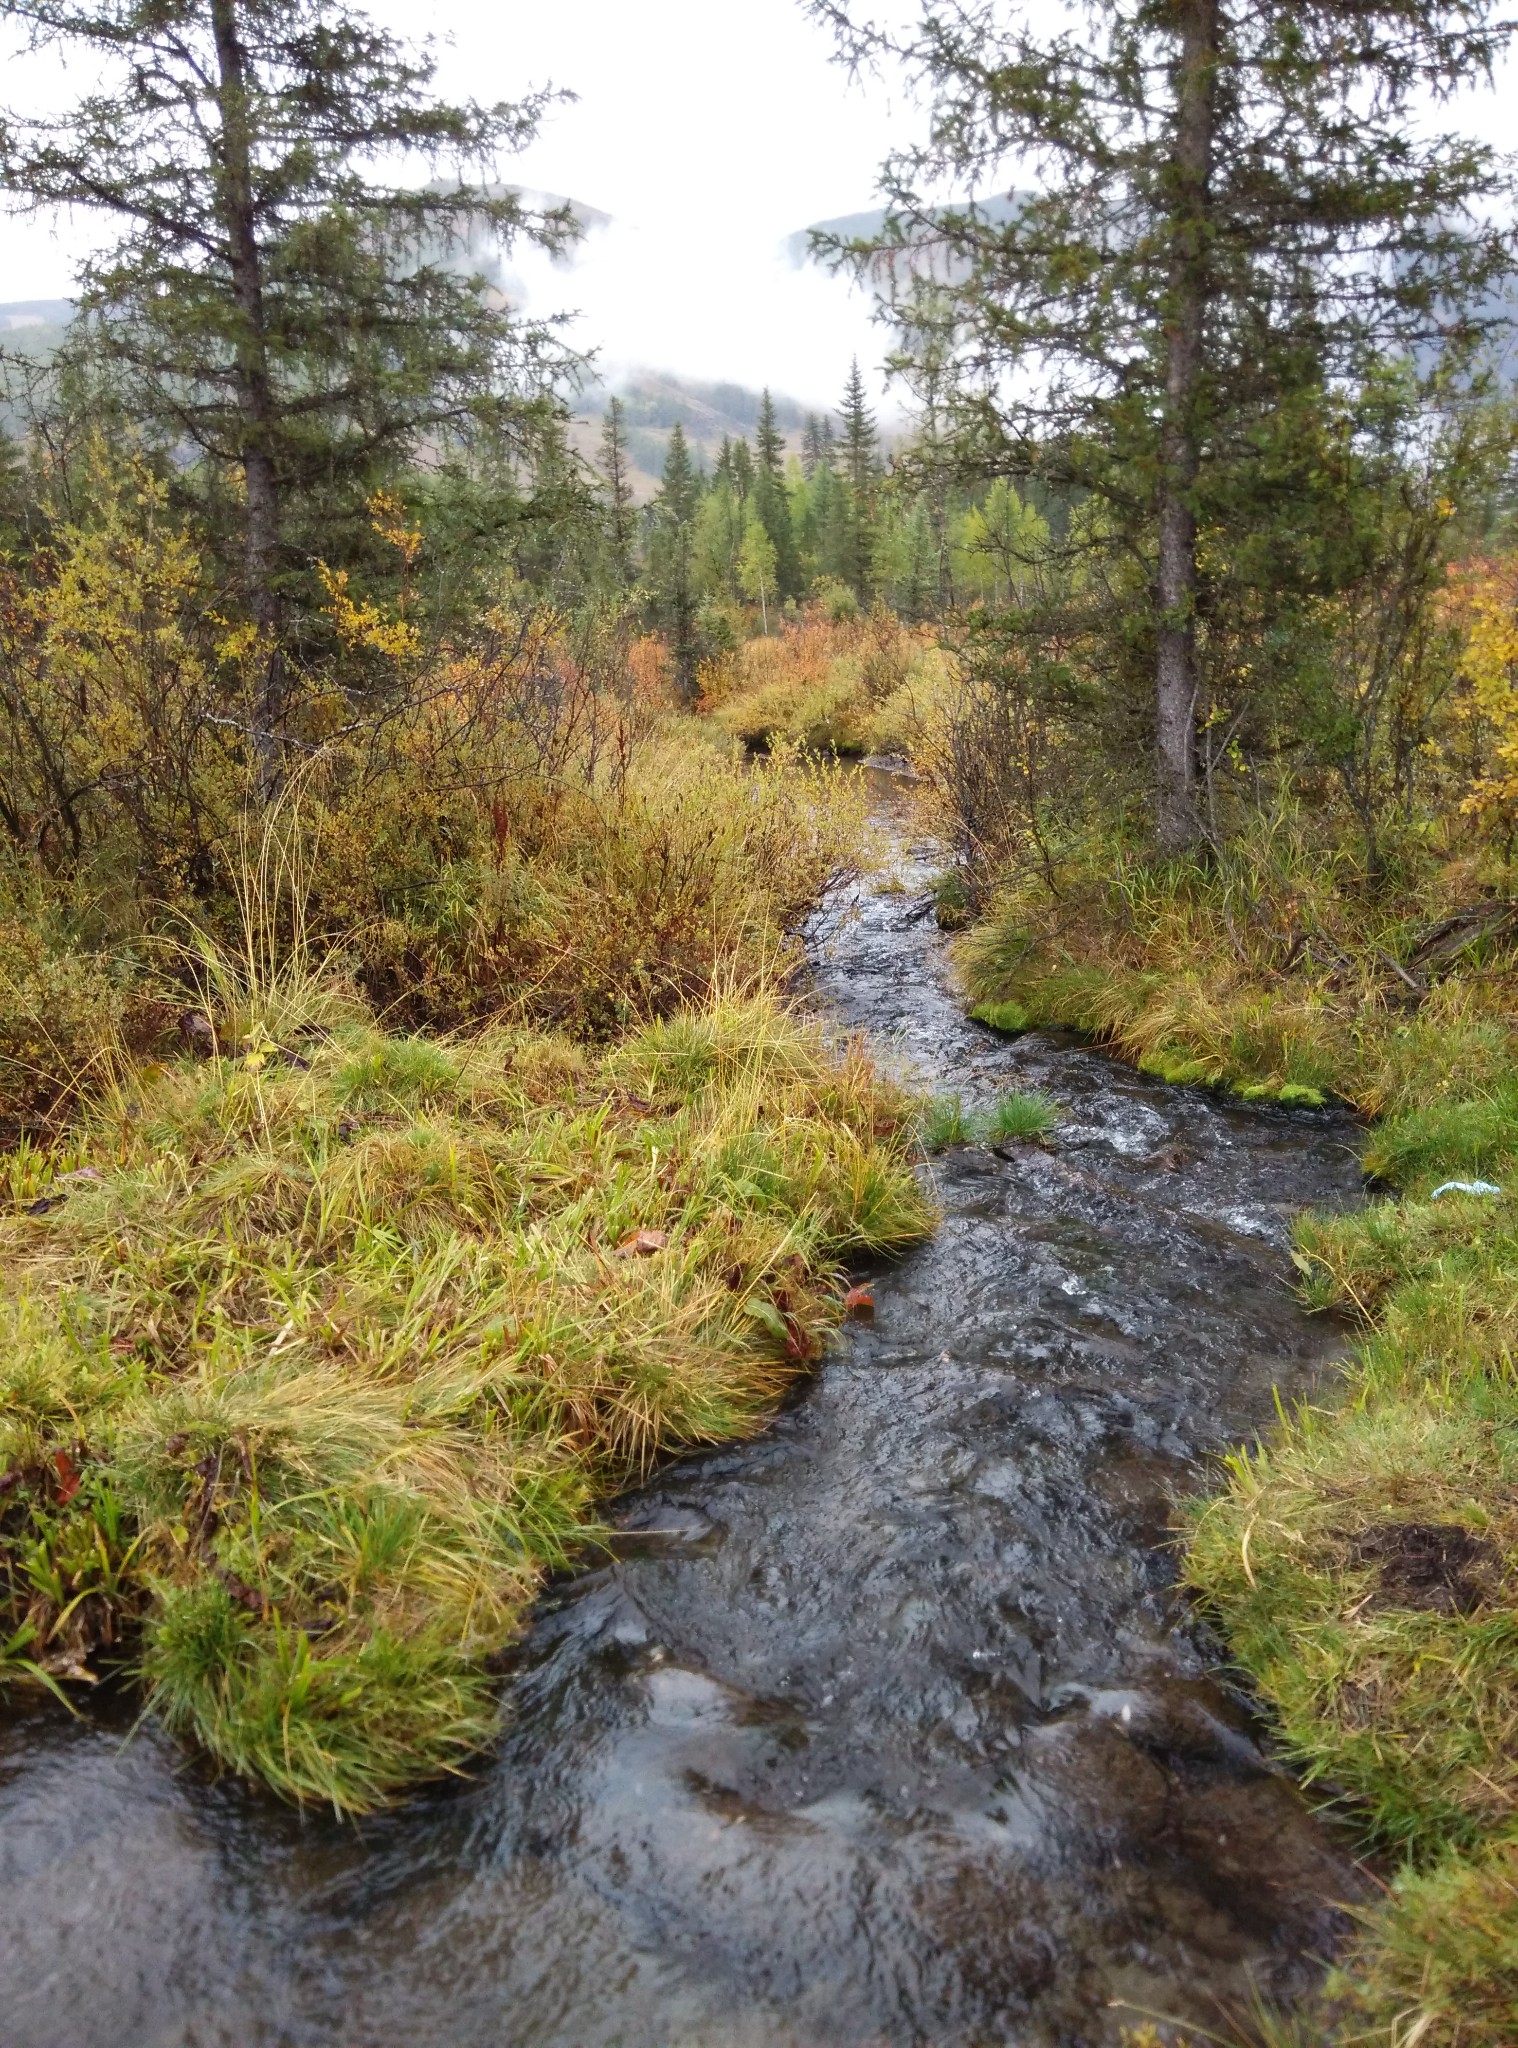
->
xmin=0 ymin=0 xmax=580 ymax=767
xmin=808 ymin=0 xmax=1517 ymax=848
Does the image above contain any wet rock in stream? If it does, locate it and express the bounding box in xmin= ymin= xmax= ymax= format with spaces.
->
xmin=0 ymin=770 xmax=1369 ymax=2047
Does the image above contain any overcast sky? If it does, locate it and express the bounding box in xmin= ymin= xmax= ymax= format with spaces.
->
xmin=1 ymin=1 xmax=1513 ymax=411
xmin=0 ymin=0 xmax=916 ymax=408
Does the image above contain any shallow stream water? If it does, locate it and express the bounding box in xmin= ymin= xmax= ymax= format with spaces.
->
xmin=0 ymin=774 xmax=1370 ymax=2047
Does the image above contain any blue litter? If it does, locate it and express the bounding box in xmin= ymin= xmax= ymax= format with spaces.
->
xmin=1430 ymin=1180 xmax=1504 ymax=1200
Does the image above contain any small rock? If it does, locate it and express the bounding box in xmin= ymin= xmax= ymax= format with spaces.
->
xmin=178 ymin=1010 xmax=217 ymax=1059
xmin=1142 ymin=1145 xmax=1189 ymax=1173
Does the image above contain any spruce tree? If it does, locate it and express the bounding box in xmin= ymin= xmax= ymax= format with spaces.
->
xmin=801 ymin=414 xmax=828 ymax=479
xmin=0 ymin=0 xmax=577 ymax=760
xmin=648 ymin=421 xmax=702 ymax=699
xmin=598 ymin=396 xmax=637 ymax=587
xmin=752 ymin=390 xmax=802 ymax=600
xmin=810 ymin=0 xmax=1517 ymax=847
xmin=836 ymin=359 xmax=880 ymax=602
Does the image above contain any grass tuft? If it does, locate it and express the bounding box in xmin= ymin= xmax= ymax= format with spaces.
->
xmin=0 ymin=981 xmax=932 ymax=1813
xmin=982 ymin=1089 xmax=1060 ymax=1141
xmin=920 ymin=1094 xmax=977 ymax=1150
xmin=919 ymin=1089 xmax=1060 ymax=1150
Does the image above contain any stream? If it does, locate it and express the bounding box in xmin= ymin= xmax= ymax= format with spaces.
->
xmin=0 ymin=772 xmax=1370 ymax=2047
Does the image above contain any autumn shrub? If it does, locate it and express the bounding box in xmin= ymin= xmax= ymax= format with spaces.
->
xmin=702 ymin=603 xmax=951 ymax=759
xmin=0 ymin=463 xmax=872 ymax=1122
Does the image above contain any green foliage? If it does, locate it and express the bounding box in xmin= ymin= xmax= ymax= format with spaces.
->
xmin=919 ymin=1088 xmax=1058 ymax=1150
xmin=647 ymin=422 xmax=703 ymax=697
xmin=0 ymin=0 xmax=581 ymax=663
xmin=810 ymin=0 xmax=1518 ymax=843
xmin=968 ymin=999 xmax=1029 ymax=1035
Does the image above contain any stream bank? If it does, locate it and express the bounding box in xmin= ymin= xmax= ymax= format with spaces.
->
xmin=0 ymin=772 xmax=1370 ymax=2046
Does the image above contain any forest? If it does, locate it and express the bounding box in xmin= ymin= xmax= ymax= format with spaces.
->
xmin=1 ymin=0 xmax=1518 ymax=2043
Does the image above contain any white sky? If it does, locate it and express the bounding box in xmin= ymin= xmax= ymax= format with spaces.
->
xmin=0 ymin=1 xmax=1512 ymax=411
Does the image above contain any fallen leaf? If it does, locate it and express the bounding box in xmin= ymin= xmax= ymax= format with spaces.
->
xmin=41 ymin=1649 xmax=98 ymax=1685
xmin=53 ymin=1448 xmax=82 ymax=1506
xmin=843 ymin=1285 xmax=875 ymax=1318
xmin=614 ymin=1228 xmax=669 ymax=1258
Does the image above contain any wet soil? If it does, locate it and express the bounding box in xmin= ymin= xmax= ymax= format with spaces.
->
xmin=0 ymin=775 xmax=1370 ymax=2046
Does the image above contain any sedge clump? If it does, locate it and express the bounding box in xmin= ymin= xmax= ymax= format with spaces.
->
xmin=0 ymin=985 xmax=932 ymax=1814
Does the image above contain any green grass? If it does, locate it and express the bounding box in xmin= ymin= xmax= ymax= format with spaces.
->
xmin=920 ymin=1089 xmax=1060 ymax=1150
xmin=969 ymin=998 xmax=1031 ymax=1035
xmin=0 ymin=989 xmax=933 ymax=1813
xmin=920 ymin=1093 xmax=977 ymax=1149
xmin=982 ymin=1089 xmax=1060 ymax=1141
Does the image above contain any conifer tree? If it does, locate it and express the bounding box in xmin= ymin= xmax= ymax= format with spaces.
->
xmin=648 ymin=421 xmax=702 ymax=698
xmin=810 ymin=0 xmax=1517 ymax=847
xmin=598 ymin=396 xmax=637 ymax=586
xmin=835 ymin=359 xmax=881 ymax=602
xmin=752 ymin=389 xmax=802 ymax=600
xmin=0 ymin=0 xmax=578 ymax=764
xmin=809 ymin=456 xmax=853 ymax=592
xmin=730 ymin=437 xmax=755 ymax=507
xmin=801 ymin=414 xmax=828 ymax=479
xmin=839 ymin=361 xmax=880 ymax=505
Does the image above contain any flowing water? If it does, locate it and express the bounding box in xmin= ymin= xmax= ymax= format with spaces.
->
xmin=0 ymin=773 xmax=1370 ymax=2047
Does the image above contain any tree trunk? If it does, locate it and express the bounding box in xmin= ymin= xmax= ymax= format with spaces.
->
xmin=210 ymin=0 xmax=283 ymax=788
xmin=1154 ymin=0 xmax=1219 ymax=853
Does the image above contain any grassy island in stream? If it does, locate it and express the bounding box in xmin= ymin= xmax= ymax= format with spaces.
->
xmin=957 ymin=816 xmax=1518 ymax=2044
xmin=0 ymin=989 xmax=930 ymax=1812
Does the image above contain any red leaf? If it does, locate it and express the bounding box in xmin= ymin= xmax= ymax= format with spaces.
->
xmin=783 ymin=1318 xmax=820 ymax=1364
xmin=53 ymin=1448 xmax=81 ymax=1505
xmin=843 ymin=1285 xmax=875 ymax=1318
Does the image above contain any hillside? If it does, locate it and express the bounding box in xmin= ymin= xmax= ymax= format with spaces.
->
xmin=571 ymin=370 xmax=819 ymax=500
